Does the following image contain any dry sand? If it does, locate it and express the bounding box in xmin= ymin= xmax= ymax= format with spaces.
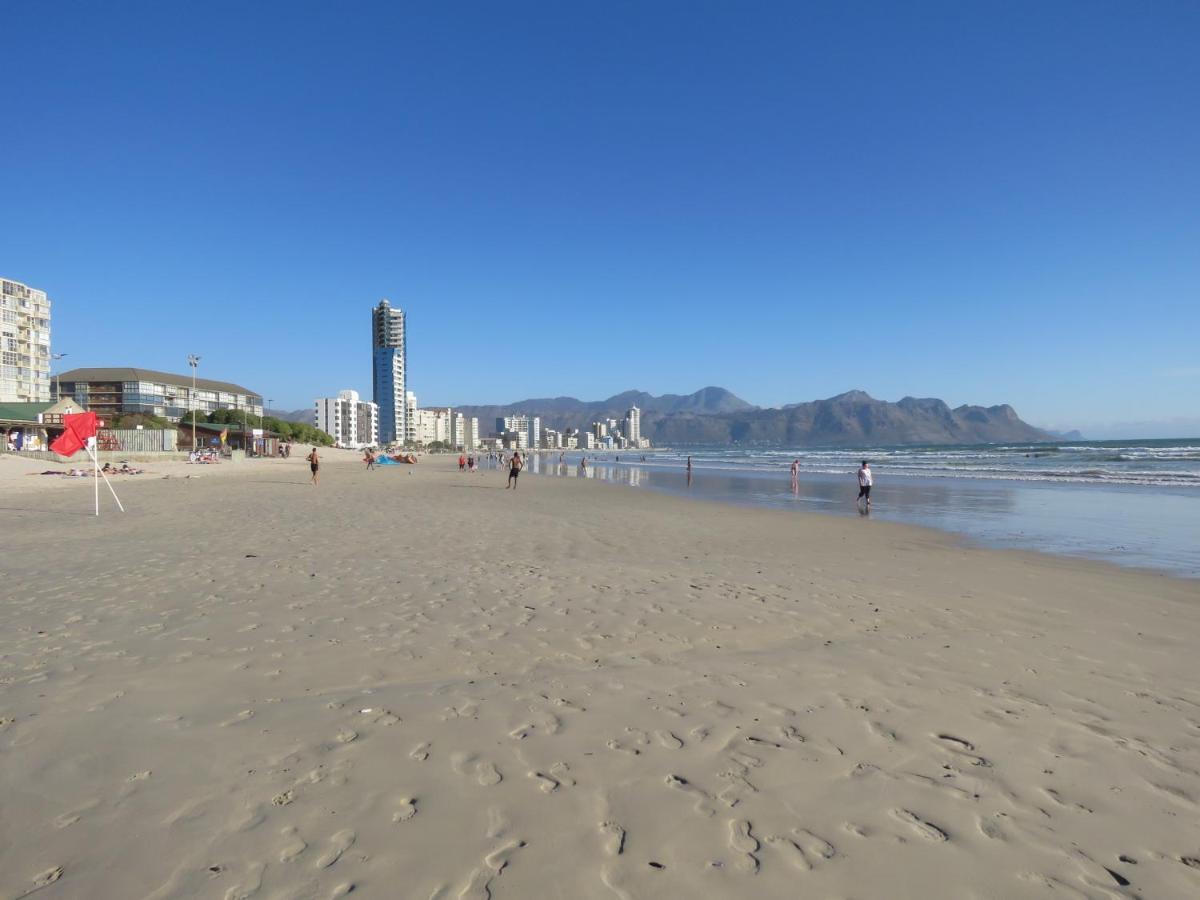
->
xmin=2 ymin=450 xmax=1199 ymax=899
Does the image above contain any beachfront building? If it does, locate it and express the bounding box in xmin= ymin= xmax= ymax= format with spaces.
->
xmin=405 ymin=391 xmax=419 ymax=445
xmin=371 ymin=299 xmax=406 ymax=445
xmin=540 ymin=428 xmax=562 ymax=450
xmin=1 ymin=278 xmax=52 ymax=403
xmin=578 ymin=431 xmax=597 ymax=450
xmin=315 ymin=390 xmax=378 ymax=449
xmin=413 ymin=407 xmax=450 ymax=446
xmin=497 ymin=415 xmax=540 ymax=450
xmin=57 ymin=367 xmax=262 ymax=422
xmin=625 ymin=406 xmax=641 ymax=445
xmin=462 ymin=416 xmax=480 ymax=450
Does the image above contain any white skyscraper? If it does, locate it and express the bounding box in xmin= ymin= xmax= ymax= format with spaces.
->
xmin=1 ymin=278 xmax=52 ymax=403
xmin=625 ymin=406 xmax=641 ymax=445
xmin=371 ymin=299 xmax=406 ymax=444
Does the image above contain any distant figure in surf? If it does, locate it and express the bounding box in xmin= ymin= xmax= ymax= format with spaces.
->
xmin=857 ymin=460 xmax=872 ymax=508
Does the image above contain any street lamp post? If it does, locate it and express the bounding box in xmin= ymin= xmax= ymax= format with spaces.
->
xmin=51 ymin=353 xmax=68 ymax=401
xmin=187 ymin=354 xmax=201 ymax=450
xmin=265 ymin=399 xmax=273 ymax=456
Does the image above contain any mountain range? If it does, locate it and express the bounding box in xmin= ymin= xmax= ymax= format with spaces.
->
xmin=449 ymin=387 xmax=1052 ymax=446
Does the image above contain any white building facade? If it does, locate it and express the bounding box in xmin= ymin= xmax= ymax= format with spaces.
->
xmin=1 ymin=278 xmax=51 ymax=403
xmin=315 ymin=389 xmax=379 ymax=449
xmin=497 ymin=415 xmax=540 ymax=450
xmin=625 ymin=406 xmax=641 ymax=445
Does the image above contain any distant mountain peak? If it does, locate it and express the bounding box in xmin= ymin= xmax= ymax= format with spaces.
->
xmin=829 ymin=389 xmax=874 ymax=403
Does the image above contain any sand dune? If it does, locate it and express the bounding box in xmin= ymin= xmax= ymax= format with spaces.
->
xmin=2 ymin=451 xmax=1198 ymax=898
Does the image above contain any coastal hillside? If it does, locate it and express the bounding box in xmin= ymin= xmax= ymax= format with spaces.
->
xmin=456 ymin=387 xmax=1050 ymax=446
xmin=453 ymin=386 xmax=756 ymax=434
xmin=648 ymin=391 xmax=1050 ymax=445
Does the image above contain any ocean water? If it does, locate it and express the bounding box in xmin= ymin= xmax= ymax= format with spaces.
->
xmin=522 ymin=440 xmax=1200 ymax=578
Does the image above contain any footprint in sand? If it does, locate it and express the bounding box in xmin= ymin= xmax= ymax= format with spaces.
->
xmin=549 ymin=762 xmax=575 ymax=787
xmin=279 ymin=826 xmax=307 ymax=862
xmin=477 ymin=762 xmax=503 ymax=786
xmin=528 ymin=771 xmax=559 ymax=793
xmin=486 ymin=806 xmax=508 ymax=839
xmin=765 ymin=835 xmax=811 ymax=871
xmin=393 ymin=797 xmax=418 ymax=822
xmin=221 ymin=710 xmax=255 ymax=727
xmin=600 ymin=863 xmax=634 ymax=900
xmin=600 ymin=821 xmax=626 ymax=856
xmin=314 ymin=829 xmax=356 ymax=869
xmin=654 ymin=730 xmax=684 ymax=750
xmin=18 ymin=866 xmax=64 ymax=897
xmin=54 ymin=798 xmax=100 ymax=829
xmin=223 ymin=862 xmax=264 ymax=900
xmin=410 ymin=742 xmax=431 ymax=761
xmin=794 ymin=828 xmax=836 ymax=860
xmin=484 ymin=839 xmax=526 ymax=871
xmin=457 ymin=841 xmax=526 ymax=900
xmin=934 ymin=733 xmax=991 ymax=767
xmin=664 ymin=774 xmax=716 ymax=817
xmin=977 ymin=814 xmax=1006 ymax=840
xmin=229 ymin=802 xmax=267 ymax=834
xmin=891 ymin=808 xmax=949 ymax=842
xmin=335 ymin=728 xmax=358 ymax=744
xmin=606 ymin=739 xmax=640 ymax=756
xmin=728 ymin=819 xmax=760 ymax=873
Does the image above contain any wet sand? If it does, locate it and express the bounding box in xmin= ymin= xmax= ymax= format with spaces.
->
xmin=2 ymin=451 xmax=1199 ymax=898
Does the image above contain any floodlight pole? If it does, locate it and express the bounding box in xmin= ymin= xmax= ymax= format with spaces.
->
xmin=51 ymin=352 xmax=68 ymax=401
xmin=188 ymin=354 xmax=201 ymax=450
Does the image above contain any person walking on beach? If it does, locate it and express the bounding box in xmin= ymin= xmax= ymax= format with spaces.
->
xmin=364 ymin=448 xmax=375 ymax=470
xmin=791 ymin=458 xmax=800 ymax=493
xmin=856 ymin=460 xmax=872 ymax=508
xmin=507 ymin=451 xmax=523 ymax=489
xmin=307 ymin=447 xmax=320 ymax=485
xmin=458 ymin=453 xmax=466 ymax=472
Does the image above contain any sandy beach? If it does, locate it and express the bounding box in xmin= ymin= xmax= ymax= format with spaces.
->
xmin=2 ymin=450 xmax=1199 ymax=899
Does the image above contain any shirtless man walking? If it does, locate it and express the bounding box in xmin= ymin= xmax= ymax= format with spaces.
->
xmin=307 ymin=447 xmax=320 ymax=486
xmin=506 ymin=451 xmax=523 ymax=489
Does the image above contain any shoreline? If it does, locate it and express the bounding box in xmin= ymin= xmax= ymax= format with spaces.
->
xmin=525 ymin=454 xmax=1200 ymax=579
xmin=3 ymin=453 xmax=1199 ymax=898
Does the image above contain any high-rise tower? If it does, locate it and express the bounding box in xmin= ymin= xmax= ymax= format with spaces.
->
xmin=625 ymin=406 xmax=641 ymax=445
xmin=1 ymin=278 xmax=52 ymax=403
xmin=372 ymin=299 xmax=406 ymax=444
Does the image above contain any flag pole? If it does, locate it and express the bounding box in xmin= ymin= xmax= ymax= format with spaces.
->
xmin=85 ymin=439 xmax=126 ymax=514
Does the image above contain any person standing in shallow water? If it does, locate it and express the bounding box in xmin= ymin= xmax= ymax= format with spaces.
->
xmin=857 ymin=460 xmax=872 ymax=508
xmin=506 ymin=451 xmax=523 ymax=489
xmin=307 ymin=447 xmax=320 ymax=485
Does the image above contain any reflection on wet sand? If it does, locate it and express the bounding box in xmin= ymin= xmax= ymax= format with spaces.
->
xmin=526 ymin=453 xmax=1199 ymax=576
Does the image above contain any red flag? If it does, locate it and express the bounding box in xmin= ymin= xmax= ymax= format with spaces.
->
xmin=50 ymin=411 xmax=99 ymax=457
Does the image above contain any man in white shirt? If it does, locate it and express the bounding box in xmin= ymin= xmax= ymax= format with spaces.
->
xmin=857 ymin=460 xmax=873 ymax=508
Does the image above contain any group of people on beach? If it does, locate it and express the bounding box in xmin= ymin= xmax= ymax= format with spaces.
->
xmin=303 ymin=446 xmax=874 ymax=508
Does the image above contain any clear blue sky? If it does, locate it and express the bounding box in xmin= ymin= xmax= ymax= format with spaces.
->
xmin=3 ymin=1 xmax=1197 ymax=436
